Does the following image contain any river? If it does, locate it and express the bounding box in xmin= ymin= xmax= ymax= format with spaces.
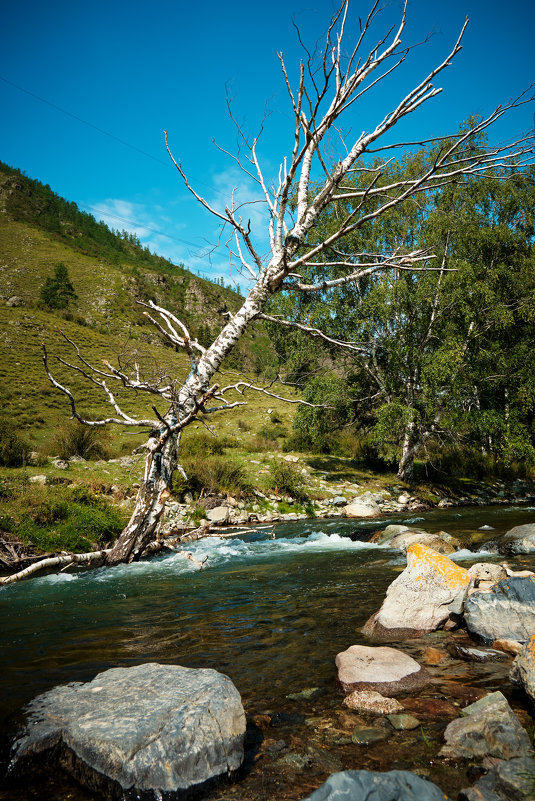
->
xmin=1 ymin=503 xmax=534 ymax=800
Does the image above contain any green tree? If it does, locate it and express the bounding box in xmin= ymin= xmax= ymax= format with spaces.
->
xmin=274 ymin=140 xmax=535 ymax=481
xmin=39 ymin=262 xmax=77 ymax=310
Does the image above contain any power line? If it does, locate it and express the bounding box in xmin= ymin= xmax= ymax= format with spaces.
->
xmin=77 ymin=202 xmax=203 ymax=250
xmin=0 ymin=74 xmax=231 ymax=200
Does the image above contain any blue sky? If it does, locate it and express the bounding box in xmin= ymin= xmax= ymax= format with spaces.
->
xmin=1 ymin=0 xmax=533 ymax=286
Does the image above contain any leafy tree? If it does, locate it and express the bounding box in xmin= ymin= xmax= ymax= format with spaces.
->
xmin=39 ymin=262 xmax=77 ymax=310
xmin=277 ymin=143 xmax=535 ymax=481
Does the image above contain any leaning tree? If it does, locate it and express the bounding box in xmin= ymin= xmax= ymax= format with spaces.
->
xmin=12 ymin=0 xmax=534 ymax=579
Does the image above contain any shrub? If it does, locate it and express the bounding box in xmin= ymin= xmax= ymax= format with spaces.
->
xmin=268 ymin=460 xmax=308 ymax=500
xmin=0 ymin=418 xmax=29 ymax=467
xmin=0 ymin=481 xmax=125 ymax=554
xmin=174 ymin=454 xmax=250 ymax=498
xmin=50 ymin=420 xmax=110 ymax=460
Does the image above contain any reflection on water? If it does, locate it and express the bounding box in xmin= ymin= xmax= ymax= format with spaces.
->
xmin=1 ymin=504 xmax=534 ymax=800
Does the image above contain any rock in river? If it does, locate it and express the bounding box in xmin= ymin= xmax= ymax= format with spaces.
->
xmin=498 ymin=522 xmax=535 ymax=554
xmin=439 ymin=691 xmax=531 ymax=761
xmin=302 ymin=769 xmax=451 ymax=800
xmin=336 ymin=644 xmax=430 ymax=696
xmin=8 ymin=663 xmax=246 ymax=799
xmin=363 ymin=543 xmax=472 ymax=638
xmin=464 ymin=576 xmax=535 ymax=643
xmin=510 ymin=634 xmax=535 ymax=704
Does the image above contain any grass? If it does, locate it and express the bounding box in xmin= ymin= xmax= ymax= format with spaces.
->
xmin=0 ymin=477 xmax=127 ymax=553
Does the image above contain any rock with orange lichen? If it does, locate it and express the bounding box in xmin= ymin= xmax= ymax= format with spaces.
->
xmin=362 ymin=543 xmax=472 ymax=639
xmin=510 ymin=634 xmax=535 ymax=703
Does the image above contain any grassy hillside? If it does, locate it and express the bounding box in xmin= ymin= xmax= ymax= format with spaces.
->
xmin=0 ymin=162 xmax=278 ymax=449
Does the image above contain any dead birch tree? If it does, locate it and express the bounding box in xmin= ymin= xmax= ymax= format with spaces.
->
xmin=23 ymin=0 xmax=535 ymax=575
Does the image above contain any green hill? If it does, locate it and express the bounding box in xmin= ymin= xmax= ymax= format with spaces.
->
xmin=0 ymin=161 xmax=277 ymax=449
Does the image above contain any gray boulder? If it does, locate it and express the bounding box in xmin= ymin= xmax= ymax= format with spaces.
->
xmin=302 ymin=769 xmax=450 ymax=800
xmin=459 ymin=756 xmax=535 ymax=801
xmin=510 ymin=634 xmax=535 ymax=703
xmin=464 ymin=576 xmax=535 ymax=643
xmin=439 ymin=691 xmax=531 ymax=761
xmin=498 ymin=523 xmax=535 ymax=554
xmin=335 ymin=644 xmax=430 ymax=696
xmin=9 ymin=663 xmax=246 ymax=798
xmin=342 ymin=493 xmax=381 ymax=518
xmin=386 ymin=529 xmax=460 ymax=555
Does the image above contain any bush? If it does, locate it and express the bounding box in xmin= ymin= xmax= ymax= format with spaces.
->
xmin=0 ymin=418 xmax=29 ymax=467
xmin=174 ymin=454 xmax=250 ymax=498
xmin=50 ymin=420 xmax=109 ymax=460
xmin=268 ymin=460 xmax=308 ymax=500
xmin=0 ymin=480 xmax=126 ymax=554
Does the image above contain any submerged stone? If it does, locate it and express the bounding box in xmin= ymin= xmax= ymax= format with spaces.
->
xmin=351 ymin=725 xmax=392 ymax=745
xmin=8 ymin=663 xmax=246 ymax=799
xmin=336 ymin=644 xmax=431 ymax=696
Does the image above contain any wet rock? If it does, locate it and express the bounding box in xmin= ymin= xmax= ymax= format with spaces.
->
xmin=510 ymin=634 xmax=535 ymax=704
xmin=468 ymin=562 xmax=507 ymax=584
xmin=302 ymin=769 xmax=451 ymax=800
xmin=459 ymin=755 xmax=535 ymax=801
xmin=387 ymin=713 xmax=420 ymax=730
xmin=420 ymin=646 xmax=448 ymax=665
xmin=464 ymin=576 xmax=535 ymax=642
xmin=335 ymin=644 xmax=431 ymax=696
xmin=342 ymin=690 xmax=403 ymax=715
xmin=277 ymin=752 xmax=311 ymax=771
xmin=446 ymin=643 xmax=510 ymax=662
xmin=351 ymin=724 xmax=392 ymax=745
xmin=498 ymin=523 xmax=535 ymax=555
xmin=386 ymin=529 xmax=460 ymax=555
xmin=286 ymin=687 xmax=322 ymax=701
xmin=439 ymin=683 xmax=487 ymax=704
xmin=401 ymin=697 xmax=458 ymax=720
xmin=363 ymin=544 xmax=472 ymax=638
xmin=439 ymin=691 xmax=531 ymax=761
xmin=269 ymin=711 xmax=305 ymax=727
xmin=8 ymin=663 xmax=246 ymax=798
xmin=492 ymin=638 xmax=522 ymax=656
xmin=342 ymin=493 xmax=381 ymax=518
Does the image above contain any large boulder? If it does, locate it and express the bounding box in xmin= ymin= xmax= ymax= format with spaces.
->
xmin=343 ymin=492 xmax=381 ymax=518
xmin=498 ymin=523 xmax=535 ymax=555
xmin=335 ymin=644 xmax=431 ymax=696
xmin=464 ymin=576 xmax=535 ymax=643
xmin=363 ymin=543 xmax=472 ymax=638
xmin=510 ymin=634 xmax=535 ymax=703
xmin=301 ymin=769 xmax=450 ymax=800
xmin=439 ymin=691 xmax=531 ymax=761
xmin=386 ymin=529 xmax=460 ymax=555
xmin=8 ymin=663 xmax=246 ymax=799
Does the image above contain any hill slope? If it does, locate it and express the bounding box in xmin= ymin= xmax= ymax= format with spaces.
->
xmin=0 ymin=162 xmax=277 ymax=447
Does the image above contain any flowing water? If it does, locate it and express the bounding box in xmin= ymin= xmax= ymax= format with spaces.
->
xmin=1 ymin=504 xmax=534 ymax=800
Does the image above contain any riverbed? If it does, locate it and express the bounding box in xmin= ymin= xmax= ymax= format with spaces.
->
xmin=1 ymin=503 xmax=534 ymax=800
